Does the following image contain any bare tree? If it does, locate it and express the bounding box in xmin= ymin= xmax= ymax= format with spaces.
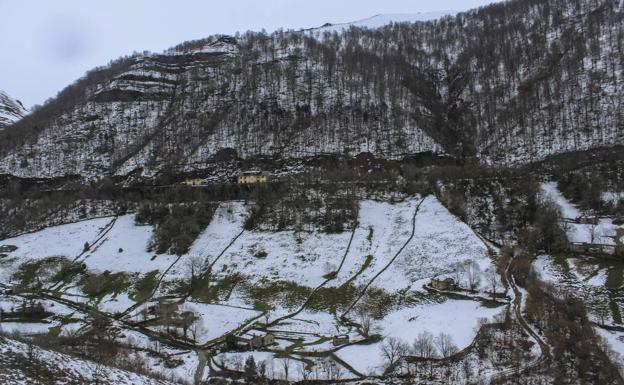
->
xmin=434 ymin=333 xmax=458 ymax=358
xmin=190 ymin=317 xmax=207 ymax=342
xmin=297 ymin=360 xmax=311 ymax=380
xmin=589 ymin=222 xmax=598 ymax=244
xmin=464 ymin=259 xmax=481 ymax=290
xmin=380 ymin=337 xmax=409 ymax=369
xmin=280 ymin=357 xmax=292 ymax=380
xmin=355 ymin=307 xmax=376 ymax=337
xmin=412 ymin=331 xmax=438 ymax=358
xmin=184 ymin=255 xmax=206 ymax=291
xmin=452 ymin=261 xmax=465 ymax=288
xmin=485 ymin=268 xmax=500 ymax=297
xmin=321 ymin=359 xmax=343 ymax=381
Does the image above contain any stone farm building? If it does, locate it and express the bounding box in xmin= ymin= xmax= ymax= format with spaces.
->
xmin=332 ymin=335 xmax=350 ymax=346
xmin=237 ymin=333 xmax=275 ymax=349
xmin=430 ymin=277 xmax=456 ymax=291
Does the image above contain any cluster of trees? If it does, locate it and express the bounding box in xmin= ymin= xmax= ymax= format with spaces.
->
xmin=557 ymin=163 xmax=624 ymax=217
xmin=380 ymin=332 xmax=459 ymax=374
xmin=450 ymin=259 xmax=500 ymax=292
xmin=558 ymin=172 xmax=608 ymax=212
xmin=219 ymin=354 xmax=345 ymax=382
xmin=242 ymin=182 xmax=359 ymax=233
xmin=518 ymin=199 xmax=569 ymax=255
xmin=135 ymin=202 xmax=215 ymax=255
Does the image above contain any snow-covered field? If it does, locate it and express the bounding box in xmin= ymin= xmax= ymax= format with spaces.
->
xmin=540 ymin=182 xmax=581 ymax=219
xmin=178 ymin=302 xmax=261 ymax=344
xmin=81 ymin=215 xmax=177 ymax=274
xmin=0 ymin=196 xmax=503 ymax=382
xmin=534 ymin=254 xmax=624 ymax=356
xmin=540 ymin=182 xmax=623 ymax=246
xmin=0 ymin=214 xmax=177 ymax=275
xmin=533 ymin=255 xmax=615 ymax=309
xmin=0 ymin=217 xmax=114 ymax=263
xmin=335 ymin=299 xmax=504 ymax=376
xmin=379 ymin=197 xmax=495 ymax=292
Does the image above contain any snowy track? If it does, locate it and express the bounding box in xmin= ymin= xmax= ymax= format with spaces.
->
xmin=269 ymin=225 xmax=358 ymax=325
xmin=341 ymin=196 xmax=426 ymax=317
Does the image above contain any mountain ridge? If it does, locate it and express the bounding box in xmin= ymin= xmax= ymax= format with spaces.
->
xmin=307 ymin=11 xmax=457 ymax=33
xmin=0 ymin=0 xmax=622 ymax=180
xmin=0 ymin=90 xmax=27 ymax=130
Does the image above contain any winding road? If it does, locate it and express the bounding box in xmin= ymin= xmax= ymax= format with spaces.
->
xmin=487 ymin=258 xmax=551 ymax=383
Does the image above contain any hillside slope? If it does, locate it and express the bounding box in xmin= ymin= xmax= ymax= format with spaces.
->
xmin=0 ymin=0 xmax=622 ymax=179
xmin=0 ymin=337 xmax=177 ymax=385
xmin=0 ymin=91 xmax=27 ymax=130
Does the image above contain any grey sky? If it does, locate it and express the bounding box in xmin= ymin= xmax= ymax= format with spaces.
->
xmin=0 ymin=0 xmax=496 ymax=108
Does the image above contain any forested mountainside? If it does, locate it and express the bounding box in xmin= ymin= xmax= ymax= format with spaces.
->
xmin=0 ymin=91 xmax=26 ymax=130
xmin=1 ymin=0 xmax=623 ymax=179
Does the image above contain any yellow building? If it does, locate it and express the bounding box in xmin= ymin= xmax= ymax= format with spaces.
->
xmin=237 ymin=172 xmax=268 ymax=184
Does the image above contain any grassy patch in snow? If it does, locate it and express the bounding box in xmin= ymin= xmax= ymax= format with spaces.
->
xmin=245 ymin=280 xmax=313 ymax=310
xmin=79 ymin=271 xmax=131 ymax=300
xmin=129 ymin=270 xmax=159 ymax=302
xmin=177 ymin=273 xmax=246 ymax=303
xmin=12 ymin=257 xmax=77 ymax=290
xmin=340 ymin=254 xmax=373 ymax=288
xmin=241 ymin=278 xmax=397 ymax=316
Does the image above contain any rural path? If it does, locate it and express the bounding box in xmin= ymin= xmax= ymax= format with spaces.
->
xmin=340 ymin=196 xmax=426 ymax=318
xmin=47 ymin=215 xmax=119 ymax=291
xmin=487 ymin=259 xmax=551 ymax=383
xmin=268 ymin=225 xmax=358 ymax=326
xmin=72 ymin=215 xmax=118 ymax=263
xmin=121 ymin=220 xmax=246 ymax=317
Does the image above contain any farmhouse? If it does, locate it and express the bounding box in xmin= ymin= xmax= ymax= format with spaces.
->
xmin=332 ymin=334 xmax=350 ymax=346
xmin=238 ymin=333 xmax=276 ymax=349
xmin=237 ymin=172 xmax=269 ymax=184
xmin=430 ymin=277 xmax=456 ymax=291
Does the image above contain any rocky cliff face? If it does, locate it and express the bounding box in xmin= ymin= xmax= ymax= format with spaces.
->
xmin=0 ymin=0 xmax=622 ymax=179
xmin=0 ymin=91 xmax=27 ymax=130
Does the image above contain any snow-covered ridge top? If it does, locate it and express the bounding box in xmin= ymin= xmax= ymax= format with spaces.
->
xmin=0 ymin=90 xmax=27 ymax=129
xmin=164 ymin=36 xmax=239 ymax=56
xmin=309 ymin=11 xmax=457 ymax=34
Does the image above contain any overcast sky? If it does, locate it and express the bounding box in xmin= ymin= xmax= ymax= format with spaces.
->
xmin=0 ymin=0 xmax=496 ymax=108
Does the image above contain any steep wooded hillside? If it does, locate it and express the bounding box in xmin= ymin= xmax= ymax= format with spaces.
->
xmin=0 ymin=0 xmax=622 ymax=178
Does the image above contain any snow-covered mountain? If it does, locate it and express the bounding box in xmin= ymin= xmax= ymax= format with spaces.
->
xmin=0 ymin=90 xmax=27 ymax=129
xmin=309 ymin=11 xmax=456 ymax=34
xmin=0 ymin=0 xmax=622 ymax=180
